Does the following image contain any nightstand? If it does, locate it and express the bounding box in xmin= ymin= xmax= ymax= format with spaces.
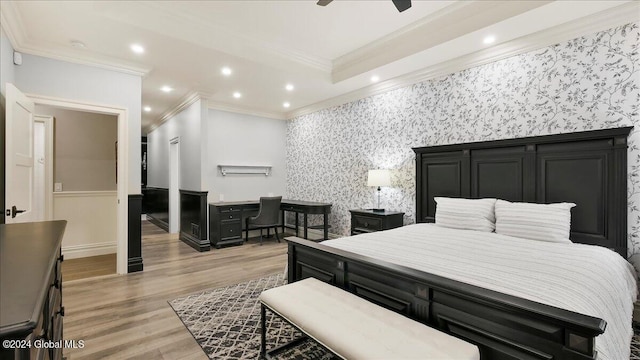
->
xmin=349 ymin=209 xmax=404 ymax=235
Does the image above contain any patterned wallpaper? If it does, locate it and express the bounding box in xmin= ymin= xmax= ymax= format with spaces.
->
xmin=286 ymin=23 xmax=640 ymax=268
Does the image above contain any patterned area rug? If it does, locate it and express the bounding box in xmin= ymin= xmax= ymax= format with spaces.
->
xmin=170 ymin=274 xmax=640 ymax=360
xmin=169 ymin=274 xmax=334 ymax=359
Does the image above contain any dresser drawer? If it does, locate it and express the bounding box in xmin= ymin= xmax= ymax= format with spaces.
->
xmin=350 ymin=210 xmax=404 ymax=235
xmin=220 ymin=222 xmax=242 ymax=240
xmin=219 ymin=205 xmax=240 ymax=213
xmin=352 ymin=215 xmax=382 ymax=232
xmin=220 ymin=211 xmax=241 ymax=221
xmin=47 ymin=286 xmax=61 ymax=341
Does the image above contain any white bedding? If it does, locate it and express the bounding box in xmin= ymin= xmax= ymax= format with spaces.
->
xmin=322 ymin=223 xmax=638 ymax=360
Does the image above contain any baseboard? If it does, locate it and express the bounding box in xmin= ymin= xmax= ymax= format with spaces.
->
xmin=147 ymin=214 xmax=169 ymax=232
xmin=180 ymin=231 xmax=211 ymax=252
xmin=63 ymin=242 xmax=117 ymax=259
xmin=128 ymin=256 xmax=143 ymax=273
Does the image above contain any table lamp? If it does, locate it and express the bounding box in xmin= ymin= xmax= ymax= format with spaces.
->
xmin=367 ymin=169 xmax=391 ymax=212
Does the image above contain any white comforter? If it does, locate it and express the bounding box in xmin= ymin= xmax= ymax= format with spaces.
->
xmin=322 ymin=223 xmax=638 ymax=360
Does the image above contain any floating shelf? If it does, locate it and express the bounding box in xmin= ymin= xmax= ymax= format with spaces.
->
xmin=218 ymin=164 xmax=272 ymax=176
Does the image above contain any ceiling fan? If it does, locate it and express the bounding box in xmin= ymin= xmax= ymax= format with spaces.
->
xmin=317 ymin=0 xmax=412 ymax=13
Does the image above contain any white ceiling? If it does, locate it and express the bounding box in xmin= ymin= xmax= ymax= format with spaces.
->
xmin=1 ymin=1 xmax=638 ymax=133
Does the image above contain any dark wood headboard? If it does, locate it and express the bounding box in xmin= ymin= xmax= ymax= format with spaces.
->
xmin=413 ymin=127 xmax=632 ymax=257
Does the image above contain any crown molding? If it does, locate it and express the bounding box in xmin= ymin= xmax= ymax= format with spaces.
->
xmin=146 ymin=92 xmax=286 ymax=133
xmin=1 ymin=2 xmax=150 ymax=77
xmin=206 ymin=101 xmax=286 ymax=121
xmin=288 ymin=2 xmax=640 ymax=119
xmin=15 ymin=42 xmax=150 ymax=77
xmin=332 ymin=1 xmax=474 ymax=75
xmin=331 ymin=0 xmax=552 ymax=83
xmin=146 ymin=91 xmax=206 ymax=133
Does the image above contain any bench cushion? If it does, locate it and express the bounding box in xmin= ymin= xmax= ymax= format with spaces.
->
xmin=260 ymin=277 xmax=479 ymax=360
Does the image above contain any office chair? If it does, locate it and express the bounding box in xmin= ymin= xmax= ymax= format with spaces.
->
xmin=245 ymin=196 xmax=282 ymax=245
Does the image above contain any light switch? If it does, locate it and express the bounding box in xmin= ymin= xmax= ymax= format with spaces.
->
xmin=219 ymin=194 xmax=224 ymax=201
xmin=54 ymin=183 xmax=62 ymax=192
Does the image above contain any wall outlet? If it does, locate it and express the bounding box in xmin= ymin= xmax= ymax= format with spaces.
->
xmin=268 ymin=192 xmax=274 ymax=197
xmin=54 ymin=183 xmax=63 ymax=192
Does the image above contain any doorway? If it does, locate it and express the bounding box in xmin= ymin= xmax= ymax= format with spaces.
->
xmin=34 ymin=104 xmax=119 ymax=278
xmin=169 ymin=137 xmax=180 ymax=234
xmin=29 ymin=94 xmax=129 ymax=274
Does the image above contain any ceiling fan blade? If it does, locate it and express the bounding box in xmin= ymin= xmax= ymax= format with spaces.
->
xmin=392 ymin=0 xmax=412 ymax=12
xmin=317 ymin=0 xmax=333 ymax=6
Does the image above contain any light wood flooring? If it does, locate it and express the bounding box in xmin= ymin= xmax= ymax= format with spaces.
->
xmin=62 ymin=254 xmax=117 ymax=281
xmin=63 ymin=221 xmax=288 ymax=360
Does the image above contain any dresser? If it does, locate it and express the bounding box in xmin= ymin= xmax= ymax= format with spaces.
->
xmin=0 ymin=221 xmax=67 ymax=360
xmin=349 ymin=209 xmax=404 ymax=235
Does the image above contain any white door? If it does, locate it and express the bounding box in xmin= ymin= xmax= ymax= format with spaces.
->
xmin=5 ymin=83 xmax=36 ymax=223
xmin=169 ymin=137 xmax=180 ymax=233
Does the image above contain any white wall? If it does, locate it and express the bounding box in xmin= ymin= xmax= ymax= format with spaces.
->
xmin=14 ymin=53 xmax=142 ymax=194
xmin=204 ymin=109 xmax=286 ymax=202
xmin=147 ymin=99 xmax=203 ymax=191
xmin=54 ymin=191 xmax=117 ymax=259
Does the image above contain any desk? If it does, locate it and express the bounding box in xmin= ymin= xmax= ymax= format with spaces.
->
xmin=209 ymin=199 xmax=332 ymax=248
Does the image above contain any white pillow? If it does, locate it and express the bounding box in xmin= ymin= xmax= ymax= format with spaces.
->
xmin=494 ymin=199 xmax=575 ymax=243
xmin=434 ymin=197 xmax=496 ymax=232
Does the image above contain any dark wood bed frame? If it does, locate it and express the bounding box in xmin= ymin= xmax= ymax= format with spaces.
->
xmin=287 ymin=126 xmax=632 ymax=360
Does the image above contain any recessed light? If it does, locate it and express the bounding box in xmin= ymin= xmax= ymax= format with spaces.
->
xmin=143 ymin=106 xmax=151 ymax=112
xmin=70 ymin=40 xmax=86 ymax=49
xmin=483 ymin=35 xmax=496 ymax=45
xmin=285 ymin=84 xmax=294 ymax=91
xmin=161 ymin=86 xmax=173 ymax=93
xmin=233 ymin=92 xmax=242 ymax=99
xmin=283 ymin=102 xmax=290 ymax=108
xmin=370 ymin=75 xmax=380 ymax=83
xmin=221 ymin=67 xmax=232 ymax=76
xmin=130 ymin=44 xmax=145 ymax=54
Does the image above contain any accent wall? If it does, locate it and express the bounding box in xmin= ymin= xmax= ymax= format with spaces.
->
xmin=286 ymin=23 xmax=640 ymax=268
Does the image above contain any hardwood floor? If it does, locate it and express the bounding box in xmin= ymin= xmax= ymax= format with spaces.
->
xmin=63 ymin=221 xmax=288 ymax=359
xmin=62 ymin=254 xmax=117 ymax=281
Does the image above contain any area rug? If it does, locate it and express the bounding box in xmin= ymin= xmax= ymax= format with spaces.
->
xmin=170 ymin=273 xmax=640 ymax=360
xmin=169 ymin=273 xmax=334 ymax=359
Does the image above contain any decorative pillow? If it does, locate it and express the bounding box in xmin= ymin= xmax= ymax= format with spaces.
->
xmin=494 ymin=200 xmax=575 ymax=243
xmin=434 ymin=197 xmax=496 ymax=232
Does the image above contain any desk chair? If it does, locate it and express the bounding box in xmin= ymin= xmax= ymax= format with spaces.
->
xmin=245 ymin=196 xmax=282 ymax=245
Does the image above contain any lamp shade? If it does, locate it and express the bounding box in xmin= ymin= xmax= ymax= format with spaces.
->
xmin=367 ymin=169 xmax=391 ymax=187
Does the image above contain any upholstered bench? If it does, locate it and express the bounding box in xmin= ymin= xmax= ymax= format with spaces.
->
xmin=259 ymin=277 xmax=479 ymax=359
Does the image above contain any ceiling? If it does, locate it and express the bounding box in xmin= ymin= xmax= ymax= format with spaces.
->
xmin=1 ymin=1 xmax=638 ymax=133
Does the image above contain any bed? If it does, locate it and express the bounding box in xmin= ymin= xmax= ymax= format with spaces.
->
xmin=286 ymin=126 xmax=636 ymax=360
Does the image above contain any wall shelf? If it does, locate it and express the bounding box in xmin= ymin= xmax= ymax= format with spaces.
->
xmin=218 ymin=165 xmax=272 ymax=176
